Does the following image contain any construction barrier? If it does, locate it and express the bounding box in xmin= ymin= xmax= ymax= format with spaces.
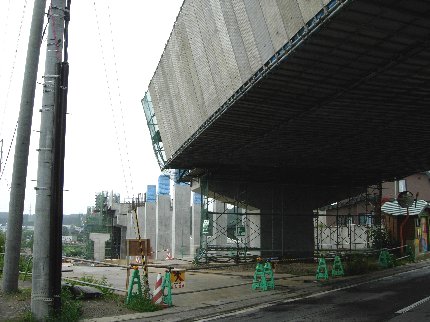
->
xmin=252 ymin=259 xmax=275 ymax=291
xmin=315 ymin=257 xmax=328 ymax=280
xmin=331 ymin=255 xmax=344 ymax=277
xmin=162 ymin=269 xmax=173 ymax=306
xmin=152 ymin=273 xmax=163 ymax=304
xmin=378 ymin=249 xmax=393 ymax=268
xmin=126 ymin=267 xmax=142 ymax=304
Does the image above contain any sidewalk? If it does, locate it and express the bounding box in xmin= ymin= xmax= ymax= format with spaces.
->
xmin=79 ymin=259 xmax=430 ymax=322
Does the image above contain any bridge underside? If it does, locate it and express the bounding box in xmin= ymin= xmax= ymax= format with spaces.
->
xmin=168 ymin=0 xmax=430 ymax=203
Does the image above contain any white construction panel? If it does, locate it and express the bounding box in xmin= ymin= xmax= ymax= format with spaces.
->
xmin=259 ymin=0 xmax=289 ymax=52
xmin=186 ymin=0 xmax=218 ymax=117
xmin=170 ymin=28 xmax=199 ymax=138
xmin=164 ymin=35 xmax=187 ymax=143
xmin=194 ymin=1 xmax=223 ymax=110
xmin=244 ymin=0 xmax=274 ymax=64
xmin=297 ymin=0 xmax=325 ymax=23
xmin=209 ymin=0 xmax=242 ymax=94
xmin=220 ymin=0 xmax=252 ymax=83
xmin=145 ymin=0 xmax=330 ymax=161
xmin=232 ymin=0 xmax=262 ymax=73
xmin=276 ymin=0 xmax=305 ymax=39
xmin=176 ymin=18 xmax=207 ymax=131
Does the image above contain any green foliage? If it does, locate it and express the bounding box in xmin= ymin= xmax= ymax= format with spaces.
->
xmin=369 ymin=226 xmax=396 ymax=250
xmin=21 ymin=228 xmax=34 ymax=250
xmin=345 ymin=253 xmax=379 ymax=275
xmin=49 ymin=288 xmax=82 ymax=322
xmin=125 ymin=296 xmax=161 ymax=312
xmin=0 ymin=230 xmax=5 ymax=253
xmin=63 ymin=244 xmax=86 ymax=258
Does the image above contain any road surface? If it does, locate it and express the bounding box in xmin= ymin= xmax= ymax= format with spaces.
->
xmin=203 ymin=265 xmax=430 ymax=321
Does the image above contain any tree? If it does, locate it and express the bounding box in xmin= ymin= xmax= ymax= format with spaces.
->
xmin=0 ymin=230 xmax=5 ymax=253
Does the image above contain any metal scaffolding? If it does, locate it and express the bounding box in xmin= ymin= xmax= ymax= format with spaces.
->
xmin=314 ymin=184 xmax=384 ymax=252
xmin=196 ymin=175 xmax=261 ymax=264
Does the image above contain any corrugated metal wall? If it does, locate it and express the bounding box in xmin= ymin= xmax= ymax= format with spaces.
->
xmin=147 ymin=0 xmax=326 ymax=160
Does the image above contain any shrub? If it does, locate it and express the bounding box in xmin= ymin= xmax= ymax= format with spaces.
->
xmin=345 ymin=253 xmax=379 ymax=275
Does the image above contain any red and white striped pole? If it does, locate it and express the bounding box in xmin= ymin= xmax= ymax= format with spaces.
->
xmin=152 ymin=273 xmax=163 ymax=304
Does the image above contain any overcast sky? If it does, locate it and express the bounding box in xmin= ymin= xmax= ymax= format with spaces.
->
xmin=0 ymin=0 xmax=183 ymax=214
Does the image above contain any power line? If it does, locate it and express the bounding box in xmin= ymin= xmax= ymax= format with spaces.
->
xmin=106 ymin=0 xmax=135 ymax=192
xmin=93 ymin=1 xmax=131 ymax=197
xmin=0 ymin=0 xmax=29 ymax=139
xmin=0 ymin=121 xmax=18 ymax=183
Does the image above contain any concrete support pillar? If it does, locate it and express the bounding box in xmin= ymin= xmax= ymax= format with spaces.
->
xmin=144 ymin=201 xmax=156 ymax=258
xmin=156 ymin=194 xmax=171 ymax=260
xmin=191 ymin=193 xmax=202 ymax=257
xmin=89 ymin=233 xmax=110 ymax=261
xmin=172 ymin=185 xmax=191 ymax=259
xmin=260 ymin=208 xmax=314 ymax=258
xmin=125 ymin=207 xmax=144 ymax=240
xmin=246 ymin=209 xmax=261 ymax=256
xmin=120 ymin=227 xmax=127 ymax=259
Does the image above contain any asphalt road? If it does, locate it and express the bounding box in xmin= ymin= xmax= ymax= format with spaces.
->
xmin=205 ymin=265 xmax=430 ymax=321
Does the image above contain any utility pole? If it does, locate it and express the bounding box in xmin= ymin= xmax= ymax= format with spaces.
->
xmin=2 ymin=0 xmax=47 ymax=293
xmin=31 ymin=0 xmax=66 ymax=319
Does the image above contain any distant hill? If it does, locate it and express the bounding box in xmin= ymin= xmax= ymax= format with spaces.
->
xmin=0 ymin=212 xmax=84 ymax=227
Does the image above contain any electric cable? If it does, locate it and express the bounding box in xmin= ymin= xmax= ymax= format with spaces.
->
xmin=0 ymin=0 xmax=29 ymax=139
xmin=93 ymin=0 xmax=131 ymax=197
xmin=106 ymin=0 xmax=135 ymax=192
xmin=0 ymin=121 xmax=18 ymax=183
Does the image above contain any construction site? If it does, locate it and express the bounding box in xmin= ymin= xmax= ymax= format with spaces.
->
xmin=2 ymin=0 xmax=430 ymax=320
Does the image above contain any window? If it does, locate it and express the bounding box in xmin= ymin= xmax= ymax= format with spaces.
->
xmin=359 ymin=213 xmax=373 ymax=226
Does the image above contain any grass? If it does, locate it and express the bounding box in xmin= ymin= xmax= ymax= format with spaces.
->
xmin=125 ymin=296 xmax=162 ymax=312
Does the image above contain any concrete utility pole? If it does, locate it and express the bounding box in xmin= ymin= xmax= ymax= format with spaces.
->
xmin=2 ymin=0 xmax=47 ymax=293
xmin=31 ymin=0 xmax=66 ymax=319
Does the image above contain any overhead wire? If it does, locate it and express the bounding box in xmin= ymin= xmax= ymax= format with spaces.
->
xmin=93 ymin=0 xmax=131 ymax=197
xmin=0 ymin=121 xmax=18 ymax=183
xmin=0 ymin=0 xmax=29 ymax=187
xmin=106 ymin=0 xmax=135 ymax=192
xmin=0 ymin=0 xmax=29 ymax=139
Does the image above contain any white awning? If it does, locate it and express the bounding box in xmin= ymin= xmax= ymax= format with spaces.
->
xmin=381 ymin=200 xmax=428 ymax=216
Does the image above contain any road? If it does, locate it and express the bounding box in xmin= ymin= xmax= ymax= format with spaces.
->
xmin=203 ymin=265 xmax=430 ymax=321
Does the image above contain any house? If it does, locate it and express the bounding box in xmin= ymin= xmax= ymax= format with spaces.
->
xmin=381 ymin=199 xmax=430 ymax=256
xmin=323 ymin=172 xmax=430 ymax=226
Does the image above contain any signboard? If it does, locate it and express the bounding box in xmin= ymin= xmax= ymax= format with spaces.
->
xmin=202 ymin=219 xmax=210 ymax=235
xmin=171 ymin=269 xmax=185 ymax=288
xmin=236 ymin=225 xmax=246 ymax=237
xmin=127 ymin=239 xmax=151 ymax=256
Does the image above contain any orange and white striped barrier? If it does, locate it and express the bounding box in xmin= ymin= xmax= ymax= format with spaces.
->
xmin=152 ymin=273 xmax=163 ymax=304
xmin=165 ymin=250 xmax=173 ymax=260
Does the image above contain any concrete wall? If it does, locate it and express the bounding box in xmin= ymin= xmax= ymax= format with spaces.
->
xmin=172 ymin=185 xmax=191 ymax=258
xmin=146 ymin=0 xmax=327 ymax=159
xmin=156 ymin=194 xmax=172 ymax=259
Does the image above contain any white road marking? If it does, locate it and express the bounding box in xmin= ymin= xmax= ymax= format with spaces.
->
xmin=395 ymin=295 xmax=430 ymax=314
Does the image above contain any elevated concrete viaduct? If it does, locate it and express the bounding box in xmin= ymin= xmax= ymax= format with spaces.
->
xmin=142 ymin=0 xmax=430 ymax=257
